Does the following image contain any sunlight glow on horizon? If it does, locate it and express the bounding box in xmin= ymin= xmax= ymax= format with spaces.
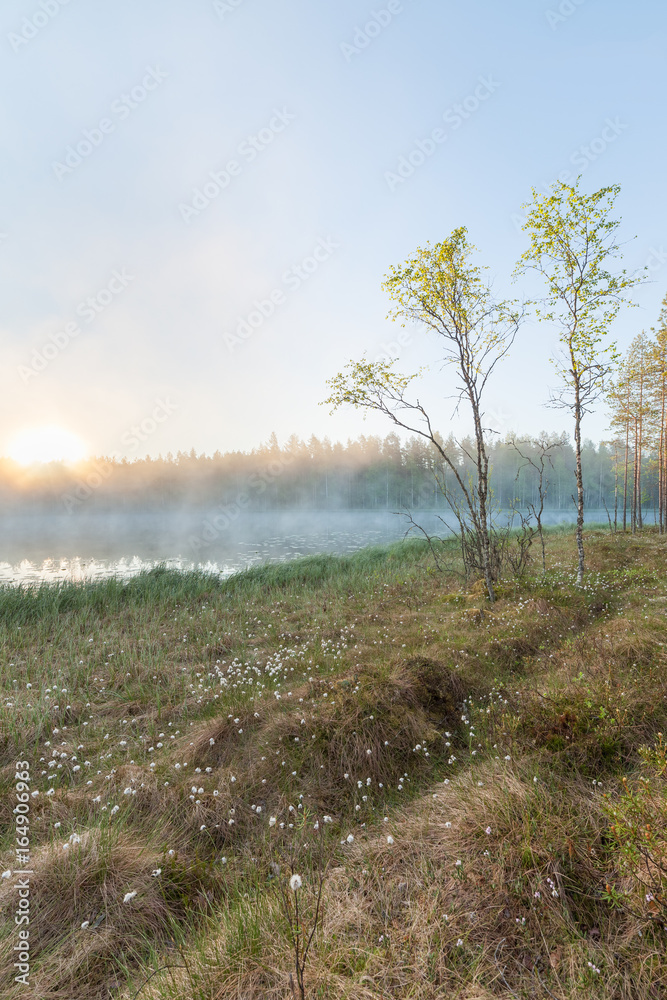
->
xmin=7 ymin=426 xmax=87 ymax=467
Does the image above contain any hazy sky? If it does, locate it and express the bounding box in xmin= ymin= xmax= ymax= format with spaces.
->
xmin=1 ymin=0 xmax=665 ymax=460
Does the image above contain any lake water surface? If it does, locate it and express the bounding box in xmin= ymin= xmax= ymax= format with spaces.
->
xmin=0 ymin=508 xmax=617 ymax=586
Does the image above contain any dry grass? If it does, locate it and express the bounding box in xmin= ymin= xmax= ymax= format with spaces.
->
xmin=1 ymin=529 xmax=667 ymax=998
xmin=0 ymin=828 xmax=218 ymax=999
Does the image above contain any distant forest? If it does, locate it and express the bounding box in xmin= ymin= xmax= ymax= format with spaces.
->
xmin=0 ymin=430 xmax=659 ymax=519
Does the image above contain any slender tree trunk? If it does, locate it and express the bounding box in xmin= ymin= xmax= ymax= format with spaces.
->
xmin=472 ymin=398 xmax=495 ymax=602
xmin=637 ymin=433 xmax=643 ymax=529
xmin=538 ymin=460 xmax=547 ymax=573
xmin=630 ymin=417 xmax=637 ymax=535
xmin=574 ymin=379 xmax=585 ymax=586
xmin=637 ymin=368 xmax=644 ymax=529
xmin=613 ymin=442 xmax=619 ymax=532
xmin=623 ymin=403 xmax=630 ymax=532
xmin=663 ymin=397 xmax=667 ymax=533
xmin=660 ymin=362 xmax=666 ymax=534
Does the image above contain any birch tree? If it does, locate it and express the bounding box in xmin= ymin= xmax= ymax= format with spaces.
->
xmin=323 ymin=227 xmax=522 ymax=602
xmin=515 ymin=179 xmax=644 ymax=584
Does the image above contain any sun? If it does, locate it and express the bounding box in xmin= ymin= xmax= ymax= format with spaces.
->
xmin=8 ymin=426 xmax=87 ymax=466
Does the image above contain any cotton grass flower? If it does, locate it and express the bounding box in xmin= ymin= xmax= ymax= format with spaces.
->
xmin=289 ymin=874 xmax=302 ymax=891
xmin=123 ymin=891 xmax=137 ymax=903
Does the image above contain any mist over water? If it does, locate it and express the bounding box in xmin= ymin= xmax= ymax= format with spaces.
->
xmin=0 ymin=507 xmax=620 ymax=586
xmin=0 ymin=435 xmax=640 ymax=585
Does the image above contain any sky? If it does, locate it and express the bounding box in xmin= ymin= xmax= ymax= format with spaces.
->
xmin=1 ymin=0 xmax=666 ymax=460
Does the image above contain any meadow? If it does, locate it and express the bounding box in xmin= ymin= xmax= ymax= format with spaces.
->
xmin=1 ymin=527 xmax=666 ymax=999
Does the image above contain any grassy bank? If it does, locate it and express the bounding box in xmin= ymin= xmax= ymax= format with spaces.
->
xmin=1 ymin=528 xmax=667 ymax=998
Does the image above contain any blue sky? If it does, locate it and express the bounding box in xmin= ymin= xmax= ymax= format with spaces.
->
xmin=1 ymin=0 xmax=665 ymax=459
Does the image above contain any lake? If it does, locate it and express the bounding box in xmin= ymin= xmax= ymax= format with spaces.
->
xmin=0 ymin=507 xmax=623 ymax=586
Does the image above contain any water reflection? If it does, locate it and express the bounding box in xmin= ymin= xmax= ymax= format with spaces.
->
xmin=0 ymin=521 xmax=393 ymax=586
xmin=0 ymin=508 xmax=612 ymax=586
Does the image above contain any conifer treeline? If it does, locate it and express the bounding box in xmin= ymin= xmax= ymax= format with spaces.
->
xmin=5 ymin=279 xmax=667 ymax=524
xmin=606 ymin=295 xmax=667 ymax=532
xmin=0 ymin=430 xmax=658 ymax=517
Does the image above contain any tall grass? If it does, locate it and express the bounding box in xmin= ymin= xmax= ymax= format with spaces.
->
xmin=2 ymin=526 xmax=667 ymax=999
xmin=0 ymin=537 xmax=442 ymax=628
